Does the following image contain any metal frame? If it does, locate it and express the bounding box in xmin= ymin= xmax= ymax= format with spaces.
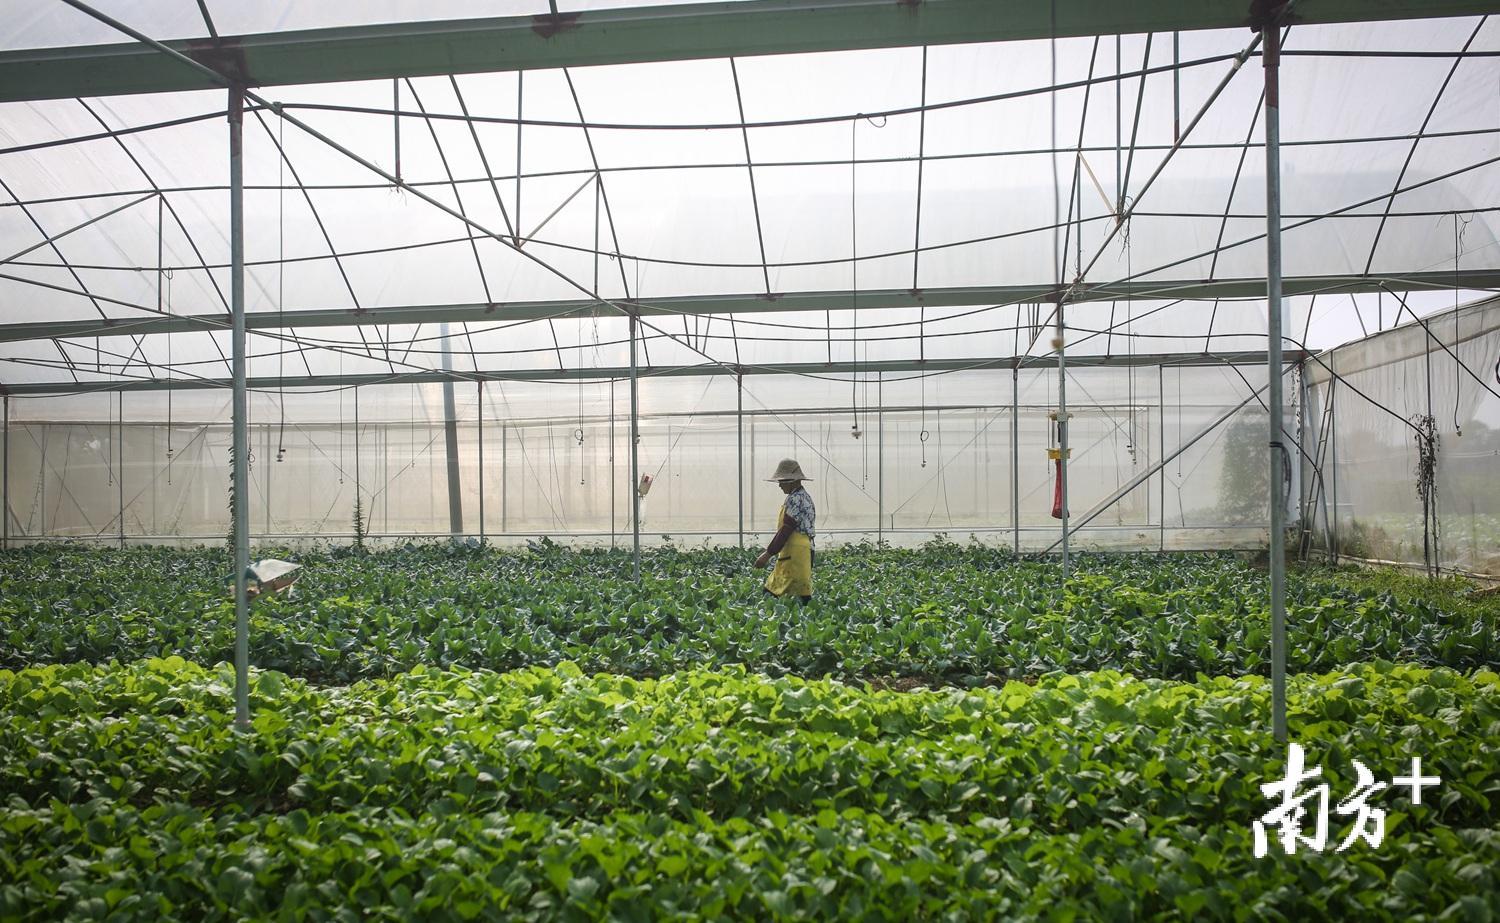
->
xmin=2 ymin=351 xmax=1310 ymax=397
xmin=4 ymin=272 xmax=1497 ymax=346
xmin=12 ymin=0 xmax=1497 ymax=102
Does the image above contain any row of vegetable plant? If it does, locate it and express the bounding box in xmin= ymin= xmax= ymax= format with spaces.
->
xmin=2 ymin=542 xmax=1494 ymax=683
xmin=1 ymin=658 xmax=1496 ymax=920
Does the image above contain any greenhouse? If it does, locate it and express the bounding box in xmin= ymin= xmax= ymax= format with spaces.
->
xmin=2 ymin=0 xmax=1499 ymax=919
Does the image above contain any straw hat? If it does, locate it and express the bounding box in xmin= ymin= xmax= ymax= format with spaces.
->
xmin=766 ymin=458 xmax=811 ymax=482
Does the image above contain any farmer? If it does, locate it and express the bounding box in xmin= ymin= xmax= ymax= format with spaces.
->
xmin=754 ymin=459 xmax=816 ymax=603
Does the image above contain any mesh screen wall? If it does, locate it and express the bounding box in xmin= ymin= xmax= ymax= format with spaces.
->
xmin=1305 ymin=296 xmax=1500 ymax=575
xmin=2 ymin=363 xmax=1284 ymax=550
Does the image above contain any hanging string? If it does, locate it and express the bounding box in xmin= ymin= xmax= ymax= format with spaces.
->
xmin=851 ymin=115 xmax=859 ymax=438
xmin=849 ymin=115 xmax=862 ymax=442
xmin=920 ymin=367 xmax=929 ymax=469
xmin=861 ymin=340 xmax=870 ymax=486
xmin=1122 ymin=201 xmax=1137 ymax=464
xmin=1175 ymin=366 xmax=1183 ymax=479
xmin=163 ymin=266 xmax=174 ymax=469
xmin=338 ymin=352 xmax=345 ymax=484
xmin=1453 ymin=212 xmax=1473 ymax=436
xmin=107 ymin=392 xmax=116 ymax=486
xmin=575 ymin=304 xmax=588 ymax=487
xmin=277 ymin=116 xmax=287 ymax=462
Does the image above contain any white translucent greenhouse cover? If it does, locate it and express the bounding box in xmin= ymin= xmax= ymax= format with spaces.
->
xmin=1 ymin=3 xmax=1498 ymax=549
xmin=1 ymin=7 xmax=1498 ymax=402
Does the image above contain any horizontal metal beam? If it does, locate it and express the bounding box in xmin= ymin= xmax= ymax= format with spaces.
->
xmin=4 ymin=0 xmax=1499 ymax=103
xmin=3 ymin=271 xmax=1496 ymax=344
xmin=2 ymin=350 xmax=1309 ymax=396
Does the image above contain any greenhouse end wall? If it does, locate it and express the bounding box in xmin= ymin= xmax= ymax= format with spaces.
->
xmin=1305 ymin=296 xmax=1500 ymax=576
xmin=2 ymin=365 xmax=1283 ymax=551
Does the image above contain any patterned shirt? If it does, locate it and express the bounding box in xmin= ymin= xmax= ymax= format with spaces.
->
xmin=784 ymin=487 xmax=816 ymax=546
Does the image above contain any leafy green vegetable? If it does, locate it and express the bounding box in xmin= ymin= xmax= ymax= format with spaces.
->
xmin=1 ymin=542 xmax=1494 ymax=683
xmin=1 ymin=659 xmax=1496 ymax=920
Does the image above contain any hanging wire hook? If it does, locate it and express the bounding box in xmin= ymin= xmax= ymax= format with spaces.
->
xmin=919 ymin=427 xmax=930 ymax=468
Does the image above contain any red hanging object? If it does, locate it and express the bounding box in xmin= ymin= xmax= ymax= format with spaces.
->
xmin=1046 ymin=446 xmax=1069 ymax=519
xmin=1050 ymin=458 xmax=1064 ymax=519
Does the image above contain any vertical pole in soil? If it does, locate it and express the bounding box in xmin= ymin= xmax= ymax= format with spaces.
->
xmin=878 ymin=372 xmax=885 ymax=544
xmin=2 ymin=394 xmax=9 ymax=550
xmin=440 ymin=324 xmax=463 ymax=540
xmin=118 ymin=394 xmax=126 ymax=549
xmin=1158 ymin=365 xmax=1166 ymax=553
xmin=228 ymin=83 xmax=251 ymax=730
xmin=629 ymin=314 xmax=641 ymax=581
xmin=1056 ymin=305 xmax=1070 ymax=577
xmin=1262 ymin=14 xmax=1289 ymax=744
xmin=610 ymin=379 xmax=616 ymax=549
xmin=1011 ymin=364 xmax=1020 ymax=554
xmin=478 ymin=382 xmax=485 ymax=542
xmin=737 ymin=372 xmax=745 ymax=549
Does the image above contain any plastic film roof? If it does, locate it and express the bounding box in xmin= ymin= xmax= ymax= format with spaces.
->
xmin=1 ymin=3 xmax=1499 ymax=409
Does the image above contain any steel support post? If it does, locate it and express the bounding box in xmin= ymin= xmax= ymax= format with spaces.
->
xmin=1158 ymin=365 xmax=1166 ymax=552
xmin=1330 ymin=357 xmax=1338 ymax=564
xmin=737 ymin=372 xmax=745 ymax=549
xmin=2 ymin=394 xmax=9 ymax=550
xmin=1056 ymin=305 xmax=1071 ymax=576
xmin=477 ymin=381 xmax=485 ymax=542
xmin=354 ymin=387 xmax=361 ymax=537
xmin=1262 ymin=17 xmax=1289 ymax=744
xmin=228 ymin=84 xmax=251 ymax=730
xmin=39 ymin=424 xmax=45 ymax=536
xmin=609 ymin=380 xmax=616 ymax=549
xmin=501 ymin=422 xmax=508 ymax=533
xmin=439 ymin=323 xmax=463 ymax=539
xmin=877 ymin=372 xmax=885 ymax=544
xmin=1422 ymin=319 xmax=1438 ymax=576
xmin=117 ymin=394 xmax=125 ymax=549
xmin=629 ymin=314 xmax=642 ymax=580
xmin=1011 ymin=365 xmax=1020 ymax=554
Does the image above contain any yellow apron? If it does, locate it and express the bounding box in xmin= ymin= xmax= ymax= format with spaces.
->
xmin=764 ymin=503 xmax=813 ymax=598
